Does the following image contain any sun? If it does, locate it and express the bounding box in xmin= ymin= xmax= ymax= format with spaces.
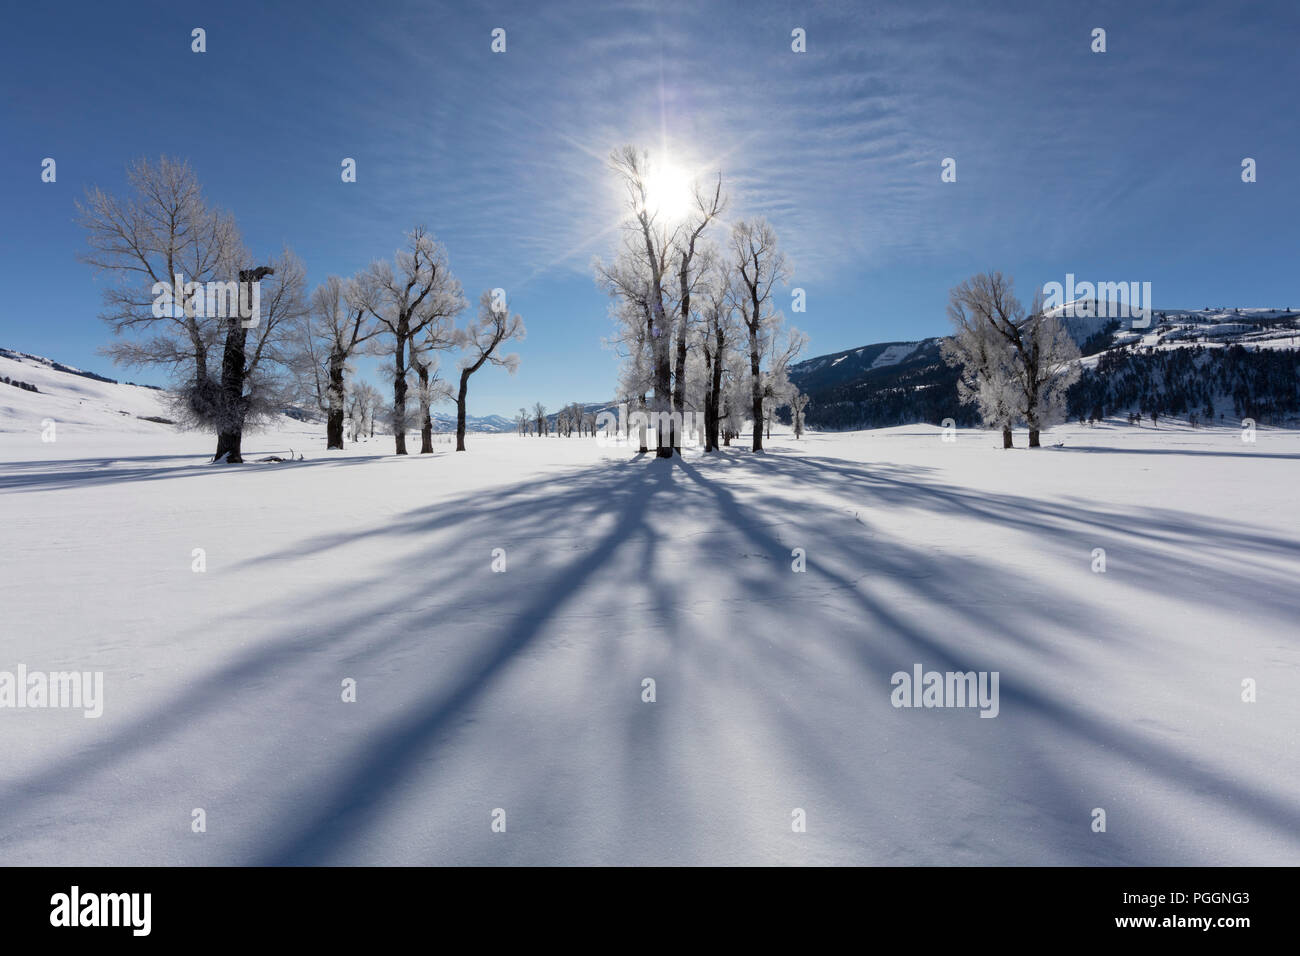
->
xmin=642 ymin=161 xmax=695 ymax=223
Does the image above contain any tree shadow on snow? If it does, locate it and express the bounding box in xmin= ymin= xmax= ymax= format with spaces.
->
xmin=3 ymin=445 xmax=1298 ymax=865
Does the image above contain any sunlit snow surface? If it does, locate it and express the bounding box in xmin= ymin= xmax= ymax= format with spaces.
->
xmin=1 ymin=409 xmax=1297 ymax=865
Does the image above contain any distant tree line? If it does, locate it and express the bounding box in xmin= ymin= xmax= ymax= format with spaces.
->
xmin=1067 ymin=344 xmax=1300 ymax=424
xmin=1 ymin=375 xmax=39 ymax=392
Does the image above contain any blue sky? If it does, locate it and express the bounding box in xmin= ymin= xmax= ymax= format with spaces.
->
xmin=2 ymin=0 xmax=1297 ymax=417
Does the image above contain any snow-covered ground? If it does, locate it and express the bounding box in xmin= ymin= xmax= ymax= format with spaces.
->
xmin=1 ymin=413 xmax=1298 ymax=865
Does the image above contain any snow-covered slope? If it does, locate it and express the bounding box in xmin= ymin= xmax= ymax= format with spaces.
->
xmin=0 ymin=348 xmax=179 ymax=436
xmin=0 ymin=348 xmax=524 ymax=438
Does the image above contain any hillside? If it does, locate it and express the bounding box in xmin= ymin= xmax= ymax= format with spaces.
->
xmin=790 ymin=307 xmax=1300 ymax=431
xmin=0 ymin=348 xmax=181 ymax=436
xmin=0 ymin=348 xmax=520 ymax=438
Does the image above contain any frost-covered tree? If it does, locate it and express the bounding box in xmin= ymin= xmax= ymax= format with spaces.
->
xmin=719 ymin=349 xmax=751 ymax=446
xmin=207 ymin=250 xmax=307 ymax=462
xmin=410 ymin=311 xmax=458 ymax=453
xmin=601 ymin=146 xmax=679 ymax=457
xmin=292 ymin=272 xmax=380 ymax=449
xmin=454 ymin=291 xmax=524 ymax=451
xmin=1010 ymin=307 xmax=1082 ymax=446
xmin=699 ymin=267 xmax=737 ymax=452
xmin=944 ymin=272 xmax=1081 ymax=448
xmin=942 ymin=286 xmax=1020 ymax=448
xmin=790 ymin=392 xmax=811 ymax=438
xmin=761 ymin=326 xmax=807 ymax=438
xmin=670 ymin=178 xmax=726 ymax=452
xmin=730 ymin=218 xmax=790 ymax=452
xmin=363 ymin=228 xmax=466 ymax=455
xmin=352 ymin=381 xmax=382 ymax=439
xmin=409 ymin=346 xmax=451 ymax=453
xmin=597 ymin=254 xmax=659 ymax=452
xmin=78 ymin=156 xmax=243 ymax=428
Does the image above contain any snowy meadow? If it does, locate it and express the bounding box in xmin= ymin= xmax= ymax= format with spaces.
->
xmin=3 ymin=418 xmax=1297 ymax=865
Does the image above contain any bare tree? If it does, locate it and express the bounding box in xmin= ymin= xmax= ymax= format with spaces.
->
xmin=453 ymin=291 xmax=524 ymax=451
xmin=533 ymin=402 xmax=547 ymax=436
xmin=698 ymin=266 xmax=737 ymax=452
xmin=210 ymin=250 xmax=307 ymax=462
xmin=364 ymin=228 xmax=467 ymax=454
xmin=1011 ymin=307 xmax=1081 ymax=446
xmin=761 ymin=325 xmax=806 ymax=440
xmin=291 ymin=272 xmax=381 ymax=449
xmin=945 ymin=272 xmax=1081 ymax=448
xmin=352 ymin=381 xmax=382 ymax=439
xmin=790 ymin=392 xmax=811 ymax=438
xmin=730 ymin=218 xmax=790 ymax=452
xmin=670 ymin=177 xmax=726 ymax=452
xmin=78 ymin=156 xmax=243 ymax=427
xmin=941 ymin=281 xmax=1020 ymax=447
xmin=605 ymin=146 xmax=678 ymax=458
xmin=410 ymin=311 xmax=458 ymax=453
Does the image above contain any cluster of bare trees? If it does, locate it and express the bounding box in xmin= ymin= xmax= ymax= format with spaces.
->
xmin=941 ymin=271 xmax=1081 ymax=448
xmin=79 ymin=157 xmax=523 ymax=460
xmin=282 ymin=230 xmax=524 ymax=455
xmin=515 ymin=402 xmax=596 ymax=436
xmin=595 ymin=146 xmax=808 ymax=456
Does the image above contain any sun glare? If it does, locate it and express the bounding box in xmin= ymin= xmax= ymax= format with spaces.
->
xmin=643 ymin=162 xmax=694 ymax=223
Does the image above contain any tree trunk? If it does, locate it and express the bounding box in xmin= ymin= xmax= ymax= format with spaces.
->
xmin=672 ymin=321 xmax=687 ymax=455
xmin=416 ymin=361 xmax=433 ymax=454
xmin=637 ymin=394 xmax=648 ymax=454
xmin=393 ymin=336 xmax=408 ymax=455
xmin=654 ymin=314 xmax=673 ymax=458
xmin=749 ymin=330 xmax=764 ymax=453
xmin=213 ymin=321 xmax=249 ymax=463
xmin=1002 ymin=427 xmax=1013 ymax=449
xmin=1028 ymin=429 xmax=1041 ymax=448
xmin=456 ymin=370 xmax=470 ymax=451
xmin=214 ymin=429 xmax=242 ymax=463
xmin=703 ymin=391 xmax=715 ymax=453
xmin=326 ymin=353 xmax=346 ymax=450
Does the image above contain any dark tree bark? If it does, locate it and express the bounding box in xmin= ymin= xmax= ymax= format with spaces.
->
xmin=213 ymin=323 xmax=248 ymax=463
xmin=392 ymin=335 xmax=408 ymax=455
xmin=707 ymin=324 xmax=724 ymax=452
xmin=212 ymin=266 xmax=274 ymax=463
xmin=749 ymin=329 xmax=764 ymax=452
xmin=652 ymin=303 xmax=673 ymax=458
xmin=637 ymin=394 xmax=649 ymax=454
xmin=455 ymin=369 xmax=471 ymax=451
xmin=1002 ymin=427 xmax=1013 ymax=449
xmin=415 ymin=359 xmax=434 ymax=454
xmin=326 ymin=351 xmax=346 ymax=450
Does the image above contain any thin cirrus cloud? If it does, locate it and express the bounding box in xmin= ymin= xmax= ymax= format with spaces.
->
xmin=359 ymin=0 xmax=952 ymax=286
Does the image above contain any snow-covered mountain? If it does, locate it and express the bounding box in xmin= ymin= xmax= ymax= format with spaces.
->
xmin=790 ymin=307 xmax=1300 ymax=430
